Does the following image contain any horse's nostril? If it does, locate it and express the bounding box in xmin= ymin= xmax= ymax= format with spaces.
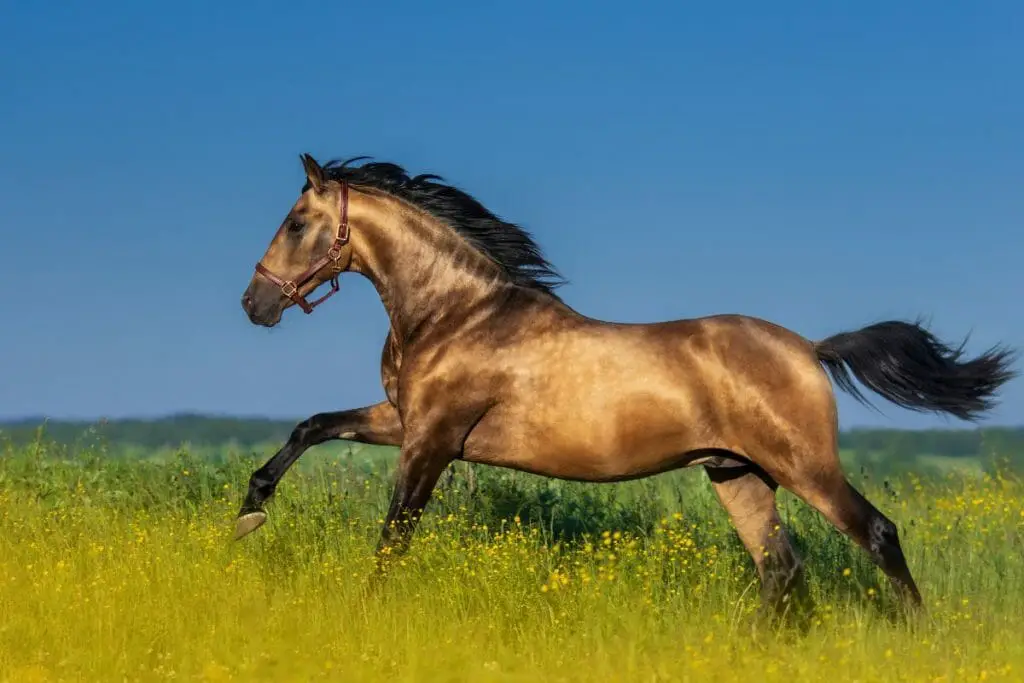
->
xmin=242 ymin=294 xmax=253 ymax=310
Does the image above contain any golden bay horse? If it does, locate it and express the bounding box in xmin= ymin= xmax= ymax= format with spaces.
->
xmin=236 ymin=153 xmax=1017 ymax=617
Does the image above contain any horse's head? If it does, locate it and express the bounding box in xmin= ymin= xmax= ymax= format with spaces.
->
xmin=241 ymin=153 xmax=355 ymax=327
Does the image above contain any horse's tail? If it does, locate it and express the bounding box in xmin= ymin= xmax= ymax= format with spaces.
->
xmin=814 ymin=320 xmax=1018 ymax=421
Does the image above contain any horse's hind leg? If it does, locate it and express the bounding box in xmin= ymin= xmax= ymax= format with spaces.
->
xmin=705 ymin=464 xmax=808 ymax=619
xmin=772 ymin=457 xmax=923 ymax=611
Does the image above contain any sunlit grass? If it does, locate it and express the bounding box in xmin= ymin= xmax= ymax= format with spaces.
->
xmin=0 ymin=443 xmax=1022 ymax=682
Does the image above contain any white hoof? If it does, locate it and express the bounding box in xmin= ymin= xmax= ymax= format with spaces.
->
xmin=234 ymin=511 xmax=268 ymax=540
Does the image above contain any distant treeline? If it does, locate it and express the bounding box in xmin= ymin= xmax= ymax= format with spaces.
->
xmin=0 ymin=414 xmax=295 ymax=451
xmin=1 ymin=414 xmax=1023 ymax=461
xmin=838 ymin=427 xmax=1024 ymax=460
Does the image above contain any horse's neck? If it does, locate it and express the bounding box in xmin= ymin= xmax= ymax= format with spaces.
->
xmin=351 ymin=209 xmax=502 ymax=343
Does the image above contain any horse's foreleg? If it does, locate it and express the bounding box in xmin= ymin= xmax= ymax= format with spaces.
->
xmin=234 ymin=401 xmax=402 ymax=540
xmin=371 ymin=436 xmax=457 ymax=578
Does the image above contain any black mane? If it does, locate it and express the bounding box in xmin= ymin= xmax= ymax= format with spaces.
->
xmin=307 ymin=157 xmax=566 ymax=296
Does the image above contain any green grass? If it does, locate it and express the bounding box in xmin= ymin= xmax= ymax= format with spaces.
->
xmin=1 ymin=440 xmax=1022 ymax=682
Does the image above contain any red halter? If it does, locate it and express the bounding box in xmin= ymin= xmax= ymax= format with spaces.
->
xmin=253 ymin=183 xmax=350 ymax=314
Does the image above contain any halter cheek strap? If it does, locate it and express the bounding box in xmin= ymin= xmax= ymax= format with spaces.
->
xmin=253 ymin=183 xmax=350 ymax=314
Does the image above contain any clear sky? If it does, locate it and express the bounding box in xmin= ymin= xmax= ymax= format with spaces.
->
xmin=1 ymin=1 xmax=1021 ymax=429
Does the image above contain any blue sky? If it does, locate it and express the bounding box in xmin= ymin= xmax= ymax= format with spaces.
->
xmin=1 ymin=1 xmax=1021 ymax=429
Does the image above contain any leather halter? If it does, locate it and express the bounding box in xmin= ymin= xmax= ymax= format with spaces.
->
xmin=253 ymin=182 xmax=350 ymax=314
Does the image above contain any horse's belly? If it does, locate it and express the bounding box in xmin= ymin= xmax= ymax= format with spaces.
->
xmin=458 ymin=325 xmax=749 ymax=479
xmin=461 ymin=387 xmax=720 ymax=482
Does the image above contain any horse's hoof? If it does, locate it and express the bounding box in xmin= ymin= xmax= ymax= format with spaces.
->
xmin=234 ymin=511 xmax=268 ymax=540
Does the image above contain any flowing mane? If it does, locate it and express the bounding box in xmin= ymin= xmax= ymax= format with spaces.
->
xmin=307 ymin=157 xmax=567 ymax=296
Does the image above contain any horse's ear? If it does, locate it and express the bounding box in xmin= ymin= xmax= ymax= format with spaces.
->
xmin=300 ymin=153 xmax=325 ymax=193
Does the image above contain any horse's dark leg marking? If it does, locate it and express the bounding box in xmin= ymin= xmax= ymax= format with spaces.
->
xmin=783 ymin=472 xmax=923 ymax=612
xmin=235 ymin=402 xmax=402 ymax=540
xmin=371 ymin=439 xmax=455 ymax=575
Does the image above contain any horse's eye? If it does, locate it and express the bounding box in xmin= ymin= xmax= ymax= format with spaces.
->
xmin=287 ymin=219 xmax=305 ymax=233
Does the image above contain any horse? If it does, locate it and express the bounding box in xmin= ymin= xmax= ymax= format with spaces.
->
xmin=236 ymin=153 xmax=1017 ymax=619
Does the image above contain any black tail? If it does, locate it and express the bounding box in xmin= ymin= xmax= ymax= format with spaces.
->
xmin=815 ymin=320 xmax=1018 ymax=421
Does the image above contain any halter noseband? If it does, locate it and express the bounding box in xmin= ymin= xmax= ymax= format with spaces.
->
xmin=253 ymin=182 xmax=350 ymax=314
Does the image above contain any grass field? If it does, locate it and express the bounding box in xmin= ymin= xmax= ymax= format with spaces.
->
xmin=1 ymin=439 xmax=1022 ymax=682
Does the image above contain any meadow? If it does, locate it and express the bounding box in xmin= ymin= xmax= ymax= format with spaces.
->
xmin=1 ymin=429 xmax=1022 ymax=682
